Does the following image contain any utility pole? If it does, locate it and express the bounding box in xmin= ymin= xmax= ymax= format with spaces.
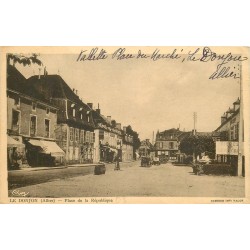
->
xmin=193 ymin=112 xmax=197 ymax=162
xmin=193 ymin=112 xmax=197 ymax=135
xmin=238 ymin=64 xmax=244 ymax=176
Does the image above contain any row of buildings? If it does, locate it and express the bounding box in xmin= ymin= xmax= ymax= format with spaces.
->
xmin=140 ymin=129 xmax=213 ymax=161
xmin=7 ymin=65 xmax=135 ymax=168
xmin=139 ymin=97 xmax=244 ymax=175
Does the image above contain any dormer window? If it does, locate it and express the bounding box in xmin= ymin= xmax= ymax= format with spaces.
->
xmin=87 ymin=111 xmax=90 ymax=122
xmin=32 ymin=102 xmax=36 ymax=111
xmin=71 ymin=103 xmax=76 ymax=117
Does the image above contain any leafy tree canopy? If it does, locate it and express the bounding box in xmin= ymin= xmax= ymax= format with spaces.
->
xmin=126 ymin=125 xmax=141 ymax=151
xmin=179 ymin=135 xmax=215 ymax=158
xmin=7 ymin=53 xmax=43 ymax=67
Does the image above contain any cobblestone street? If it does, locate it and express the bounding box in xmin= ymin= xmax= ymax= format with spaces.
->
xmin=8 ymin=161 xmax=245 ymax=198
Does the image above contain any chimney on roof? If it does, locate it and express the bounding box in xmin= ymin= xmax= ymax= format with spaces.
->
xmin=116 ymin=123 xmax=121 ymax=130
xmin=38 ymin=68 xmax=41 ymax=80
xmin=221 ymin=112 xmax=227 ymax=124
xmin=107 ymin=116 xmax=111 ymax=123
xmin=111 ymin=120 xmax=116 ymax=127
xmin=233 ymin=97 xmax=240 ymax=111
xmin=226 ymin=107 xmax=234 ymax=118
xmin=96 ymin=103 xmax=101 ymax=115
xmin=87 ymin=103 xmax=93 ymax=109
xmin=123 ymin=126 xmax=127 ymax=133
xmin=75 ymin=90 xmax=78 ymax=95
xmin=73 ymin=88 xmax=75 ymax=93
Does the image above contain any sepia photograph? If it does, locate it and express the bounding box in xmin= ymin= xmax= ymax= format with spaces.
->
xmin=1 ymin=46 xmax=249 ymax=203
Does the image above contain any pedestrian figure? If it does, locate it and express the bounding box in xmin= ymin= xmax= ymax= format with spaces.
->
xmin=114 ymin=152 xmax=120 ymax=171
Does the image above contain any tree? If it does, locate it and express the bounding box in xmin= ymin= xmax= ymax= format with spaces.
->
xmin=7 ymin=53 xmax=43 ymax=67
xmin=126 ymin=125 xmax=141 ymax=159
xmin=179 ymin=135 xmax=215 ymax=159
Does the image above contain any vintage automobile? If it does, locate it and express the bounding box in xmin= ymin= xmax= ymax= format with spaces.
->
xmin=152 ymin=156 xmax=161 ymax=165
xmin=140 ymin=156 xmax=151 ymax=167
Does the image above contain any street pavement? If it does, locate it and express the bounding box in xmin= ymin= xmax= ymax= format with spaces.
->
xmin=8 ymin=161 xmax=245 ymax=198
xmin=8 ymin=165 xmax=95 ymax=189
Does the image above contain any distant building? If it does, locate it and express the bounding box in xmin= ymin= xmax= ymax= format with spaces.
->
xmin=155 ymin=128 xmax=182 ymax=161
xmin=7 ymin=65 xmax=65 ymax=168
xmin=139 ymin=139 xmax=153 ymax=157
xmin=122 ymin=126 xmax=134 ymax=162
xmin=91 ymin=106 xmax=134 ymax=163
xmin=26 ymin=73 xmax=95 ymax=164
xmin=91 ymin=107 xmax=123 ymax=163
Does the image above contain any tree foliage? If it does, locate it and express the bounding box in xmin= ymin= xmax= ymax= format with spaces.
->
xmin=179 ymin=135 xmax=215 ymax=158
xmin=7 ymin=53 xmax=43 ymax=67
xmin=126 ymin=125 xmax=141 ymax=157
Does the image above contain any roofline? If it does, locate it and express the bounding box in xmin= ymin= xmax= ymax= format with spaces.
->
xmin=7 ymin=88 xmax=59 ymax=110
xmin=215 ymin=109 xmax=240 ymax=132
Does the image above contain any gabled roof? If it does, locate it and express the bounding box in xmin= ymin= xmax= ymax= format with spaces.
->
xmin=140 ymin=139 xmax=153 ymax=149
xmin=157 ymin=128 xmax=183 ymax=140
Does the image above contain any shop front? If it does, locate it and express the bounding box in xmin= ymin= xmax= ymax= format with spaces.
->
xmin=25 ymin=139 xmax=65 ymax=167
xmin=100 ymin=144 xmax=117 ymax=163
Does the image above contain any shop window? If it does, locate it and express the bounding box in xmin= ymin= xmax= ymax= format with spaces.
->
xmin=30 ymin=116 xmax=36 ymax=136
xmin=45 ymin=119 xmax=50 ymax=137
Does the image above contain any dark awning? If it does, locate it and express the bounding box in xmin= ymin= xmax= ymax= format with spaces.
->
xmin=28 ymin=139 xmax=65 ymax=157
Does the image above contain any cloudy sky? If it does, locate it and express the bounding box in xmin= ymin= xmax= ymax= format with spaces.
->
xmin=16 ymin=49 xmax=240 ymax=141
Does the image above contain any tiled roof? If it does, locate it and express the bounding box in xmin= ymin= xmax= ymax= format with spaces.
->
xmin=7 ymin=65 xmax=56 ymax=108
xmin=27 ymin=74 xmax=90 ymax=109
xmin=215 ymin=109 xmax=240 ymax=132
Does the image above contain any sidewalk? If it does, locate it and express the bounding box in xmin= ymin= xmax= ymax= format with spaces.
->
xmin=9 ymin=166 xmax=67 ymax=172
xmin=8 ymin=160 xmax=138 ymax=172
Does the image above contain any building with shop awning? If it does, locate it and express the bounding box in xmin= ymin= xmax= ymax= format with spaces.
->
xmin=28 ymin=139 xmax=65 ymax=157
xmin=7 ymin=135 xmax=25 ymax=148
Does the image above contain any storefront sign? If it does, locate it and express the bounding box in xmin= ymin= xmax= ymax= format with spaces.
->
xmin=216 ymin=141 xmax=239 ymax=155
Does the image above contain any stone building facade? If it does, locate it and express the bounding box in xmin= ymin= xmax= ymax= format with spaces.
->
xmin=7 ymin=65 xmax=64 ymax=168
xmin=26 ymin=74 xmax=95 ymax=164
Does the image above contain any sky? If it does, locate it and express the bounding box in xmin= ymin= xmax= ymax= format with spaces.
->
xmin=15 ymin=49 xmax=240 ymax=141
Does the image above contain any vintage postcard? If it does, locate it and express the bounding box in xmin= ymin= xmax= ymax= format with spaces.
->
xmin=0 ymin=46 xmax=249 ymax=204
